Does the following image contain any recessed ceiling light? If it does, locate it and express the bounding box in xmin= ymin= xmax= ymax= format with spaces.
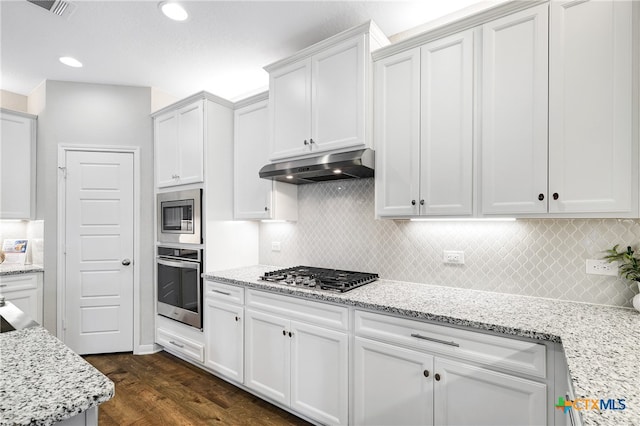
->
xmin=159 ymin=2 xmax=188 ymax=21
xmin=333 ymin=169 xmax=342 ymax=174
xmin=59 ymin=56 xmax=83 ymax=68
xmin=286 ymin=175 xmax=293 ymax=180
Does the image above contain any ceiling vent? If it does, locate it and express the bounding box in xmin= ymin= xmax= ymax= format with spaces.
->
xmin=26 ymin=0 xmax=76 ymax=19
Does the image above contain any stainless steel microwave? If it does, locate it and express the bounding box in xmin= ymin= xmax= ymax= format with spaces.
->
xmin=157 ymin=189 xmax=202 ymax=245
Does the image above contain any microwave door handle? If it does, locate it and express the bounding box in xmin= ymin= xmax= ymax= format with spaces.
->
xmin=156 ymin=257 xmax=199 ymax=270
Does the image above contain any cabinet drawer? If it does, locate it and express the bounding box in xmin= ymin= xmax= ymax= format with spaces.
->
xmin=355 ymin=310 xmax=546 ymax=378
xmin=205 ymin=281 xmax=244 ymax=305
xmin=246 ymin=289 xmax=349 ymax=331
xmin=0 ymin=273 xmax=38 ymax=293
xmin=157 ymin=327 xmax=205 ymax=363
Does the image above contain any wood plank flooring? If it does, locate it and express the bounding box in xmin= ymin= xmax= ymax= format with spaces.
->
xmin=84 ymin=351 xmax=311 ymax=426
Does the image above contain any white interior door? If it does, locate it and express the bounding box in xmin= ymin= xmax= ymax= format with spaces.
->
xmin=63 ymin=150 xmax=134 ymax=354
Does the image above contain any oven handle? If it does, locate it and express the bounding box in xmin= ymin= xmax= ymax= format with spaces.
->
xmin=156 ymin=257 xmax=200 ymax=269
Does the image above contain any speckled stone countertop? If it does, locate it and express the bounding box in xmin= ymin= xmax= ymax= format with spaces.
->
xmin=0 ymin=326 xmax=114 ymax=425
xmin=205 ymin=265 xmax=640 ymax=426
xmin=0 ymin=264 xmax=43 ymax=276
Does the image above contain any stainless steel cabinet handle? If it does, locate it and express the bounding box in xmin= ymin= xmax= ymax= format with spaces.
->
xmin=411 ymin=333 xmax=460 ymax=347
xmin=169 ymin=340 xmax=184 ymax=348
xmin=122 ymin=259 xmax=131 ymax=266
xmin=212 ymin=289 xmax=231 ymax=296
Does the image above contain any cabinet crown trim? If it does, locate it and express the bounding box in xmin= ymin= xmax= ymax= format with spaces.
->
xmin=233 ymin=91 xmax=269 ymax=109
xmin=0 ymin=108 xmax=38 ymax=120
xmin=373 ymin=0 xmax=548 ymax=61
xmin=264 ymin=20 xmax=389 ymax=72
xmin=151 ymin=91 xmax=234 ymax=117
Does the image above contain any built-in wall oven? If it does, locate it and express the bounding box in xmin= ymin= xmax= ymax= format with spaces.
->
xmin=157 ymin=189 xmax=202 ymax=245
xmin=156 ymin=246 xmax=202 ymax=329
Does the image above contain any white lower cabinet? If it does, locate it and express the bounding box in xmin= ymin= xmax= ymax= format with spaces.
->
xmin=353 ymin=310 xmax=549 ymax=425
xmin=0 ymin=272 xmax=42 ymax=324
xmin=244 ymin=290 xmax=349 ymax=425
xmin=204 ymin=281 xmax=244 ymax=382
xmin=354 ymin=337 xmax=434 ymax=425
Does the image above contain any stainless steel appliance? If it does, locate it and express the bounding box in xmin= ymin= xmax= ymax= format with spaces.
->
xmin=157 ymin=189 xmax=202 ymax=245
xmin=156 ymin=246 xmax=202 ymax=329
xmin=260 ymin=266 xmax=378 ymax=292
xmin=259 ymin=149 xmax=374 ymax=184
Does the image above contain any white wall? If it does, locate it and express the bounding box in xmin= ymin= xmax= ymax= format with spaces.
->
xmin=30 ymin=81 xmax=154 ymax=347
xmin=0 ymin=89 xmax=28 ymax=112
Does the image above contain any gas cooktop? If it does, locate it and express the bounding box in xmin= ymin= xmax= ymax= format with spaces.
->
xmin=259 ymin=266 xmax=379 ymax=293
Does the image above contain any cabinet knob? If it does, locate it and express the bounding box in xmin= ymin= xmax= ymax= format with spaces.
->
xmin=288 ymin=331 xmax=293 ymax=338
xmin=435 ymin=373 xmax=441 ymax=381
xmin=553 ymin=193 xmax=559 ymax=200
xmin=282 ymin=330 xmax=286 ymax=336
xmin=309 ymin=138 xmax=315 ymax=145
xmin=423 ymin=370 xmax=430 ymax=378
xmin=122 ymin=259 xmax=132 ymax=266
xmin=303 ymin=140 xmax=309 ymax=145
xmin=411 ymin=200 xmax=416 ymax=206
xmin=538 ymin=194 xmax=544 ymax=201
xmin=235 ymin=316 xmax=240 ymax=322
xmin=420 ymin=200 xmax=425 ymax=206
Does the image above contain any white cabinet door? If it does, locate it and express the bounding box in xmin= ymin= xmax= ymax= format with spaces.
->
xmin=0 ymin=273 xmax=41 ymax=324
xmin=374 ymin=47 xmax=421 ymax=217
xmin=176 ymin=101 xmax=204 ymax=186
xmin=311 ymin=34 xmax=365 ymax=153
xmin=420 ymin=29 xmax=474 ymax=216
xmin=433 ymin=357 xmax=547 ymax=426
xmin=354 ymin=337 xmax=434 ymax=426
xmin=481 ymin=4 xmax=549 ymax=214
xmin=548 ymin=0 xmax=633 ymax=214
xmin=234 ymin=100 xmax=273 ymax=219
xmin=269 ymin=60 xmax=312 ymax=160
xmin=290 ymin=321 xmax=348 ymax=425
xmin=154 ymin=110 xmax=179 ymax=188
xmin=205 ymin=299 xmax=244 ymax=383
xmin=1 ymin=111 xmax=36 ymax=219
xmin=244 ymin=309 xmax=290 ymax=406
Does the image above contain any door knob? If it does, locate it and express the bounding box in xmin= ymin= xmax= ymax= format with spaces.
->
xmin=122 ymin=259 xmax=131 ymax=266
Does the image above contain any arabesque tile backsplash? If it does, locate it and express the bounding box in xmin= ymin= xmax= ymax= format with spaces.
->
xmin=259 ymin=179 xmax=640 ymax=308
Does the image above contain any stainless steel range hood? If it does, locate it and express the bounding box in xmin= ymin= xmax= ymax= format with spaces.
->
xmin=259 ymin=148 xmax=374 ymax=185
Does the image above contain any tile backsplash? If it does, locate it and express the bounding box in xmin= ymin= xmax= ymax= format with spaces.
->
xmin=259 ymin=179 xmax=640 ymax=308
xmin=0 ymin=220 xmax=44 ymax=265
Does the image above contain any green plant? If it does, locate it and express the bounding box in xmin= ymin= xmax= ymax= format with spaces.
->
xmin=603 ymin=245 xmax=640 ymax=282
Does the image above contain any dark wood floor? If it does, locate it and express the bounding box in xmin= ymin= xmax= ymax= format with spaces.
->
xmin=84 ymin=351 xmax=311 ymax=426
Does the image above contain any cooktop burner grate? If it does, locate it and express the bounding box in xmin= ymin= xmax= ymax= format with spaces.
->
xmin=260 ymin=266 xmax=379 ymax=292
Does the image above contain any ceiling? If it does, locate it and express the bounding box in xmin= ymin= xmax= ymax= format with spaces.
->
xmin=1 ymin=0 xmax=502 ymax=102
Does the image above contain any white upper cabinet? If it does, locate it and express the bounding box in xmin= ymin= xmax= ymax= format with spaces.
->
xmin=1 ymin=110 xmax=36 ymax=219
xmin=548 ymin=0 xmax=634 ymax=214
xmin=375 ymin=30 xmax=474 ymax=217
xmin=374 ymin=47 xmax=421 ymax=217
xmin=154 ymin=100 xmax=204 ymax=188
xmin=268 ymin=61 xmax=312 ymax=160
xmin=266 ymin=21 xmax=388 ymax=161
xmin=481 ymin=4 xmax=549 ymax=215
xmin=234 ymin=97 xmax=297 ymax=221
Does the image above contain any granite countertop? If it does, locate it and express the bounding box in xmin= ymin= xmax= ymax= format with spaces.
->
xmin=0 ymin=264 xmax=44 ymax=276
xmin=0 ymin=326 xmax=114 ymax=425
xmin=205 ymin=265 xmax=640 ymax=426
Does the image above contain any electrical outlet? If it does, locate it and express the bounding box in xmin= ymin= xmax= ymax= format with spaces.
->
xmin=443 ymin=250 xmax=464 ymax=265
xmin=271 ymin=241 xmax=281 ymax=252
xmin=585 ymin=259 xmax=618 ymax=276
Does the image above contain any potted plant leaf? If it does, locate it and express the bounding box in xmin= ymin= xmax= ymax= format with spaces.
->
xmin=603 ymin=245 xmax=640 ymax=312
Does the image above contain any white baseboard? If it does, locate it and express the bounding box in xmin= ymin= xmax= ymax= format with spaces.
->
xmin=134 ymin=343 xmax=163 ymax=355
